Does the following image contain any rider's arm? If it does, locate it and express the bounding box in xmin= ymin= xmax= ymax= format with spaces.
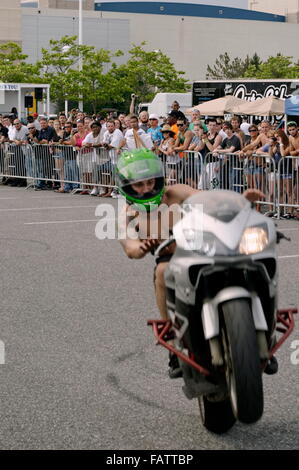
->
xmin=120 ymin=238 xmax=158 ymax=259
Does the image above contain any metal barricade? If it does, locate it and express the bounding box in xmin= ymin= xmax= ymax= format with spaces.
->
xmin=1 ymin=143 xmax=31 ymax=182
xmin=76 ymin=146 xmax=117 ymax=193
xmin=277 ymin=156 xmax=299 ymax=219
xmin=203 ymin=152 xmax=277 ymax=213
xmin=159 ymin=150 xmax=203 ymax=188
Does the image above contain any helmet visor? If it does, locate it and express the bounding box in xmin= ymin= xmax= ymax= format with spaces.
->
xmin=117 ymin=158 xmax=164 ymax=187
xmin=123 ymin=176 xmax=164 ymax=201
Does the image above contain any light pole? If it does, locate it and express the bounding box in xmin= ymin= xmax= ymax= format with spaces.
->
xmin=78 ymin=0 xmax=83 ymax=111
xmin=62 ymin=45 xmax=71 ymax=116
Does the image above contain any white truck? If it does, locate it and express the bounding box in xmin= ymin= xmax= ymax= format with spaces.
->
xmin=137 ymin=92 xmax=192 ymax=117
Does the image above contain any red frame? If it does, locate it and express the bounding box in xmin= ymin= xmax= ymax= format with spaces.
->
xmin=147 ymin=308 xmax=297 ymax=375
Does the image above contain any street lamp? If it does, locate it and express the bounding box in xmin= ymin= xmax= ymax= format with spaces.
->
xmin=78 ymin=0 xmax=83 ymax=111
xmin=62 ymin=45 xmax=71 ymax=115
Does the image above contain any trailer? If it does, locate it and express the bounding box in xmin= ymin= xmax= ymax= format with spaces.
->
xmin=192 ymin=79 xmax=299 ymax=106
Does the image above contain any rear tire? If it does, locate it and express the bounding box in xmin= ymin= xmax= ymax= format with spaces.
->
xmin=222 ymin=299 xmax=264 ymax=424
xmin=198 ymin=395 xmax=236 ymax=434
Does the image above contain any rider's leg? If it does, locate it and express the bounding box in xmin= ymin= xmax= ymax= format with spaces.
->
xmin=154 ymin=260 xmax=182 ymax=379
xmin=154 ymin=261 xmax=169 ymax=321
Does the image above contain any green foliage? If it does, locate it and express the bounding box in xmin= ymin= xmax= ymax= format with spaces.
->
xmin=244 ymin=53 xmax=299 ymax=79
xmin=0 ymin=42 xmax=41 ymax=83
xmin=206 ymin=52 xmax=256 ymax=79
xmin=0 ymin=38 xmax=190 ymax=112
xmin=110 ymin=43 xmax=190 ymax=108
xmin=206 ymin=52 xmax=299 ymax=80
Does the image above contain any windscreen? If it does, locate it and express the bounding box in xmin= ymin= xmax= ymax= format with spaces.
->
xmin=184 ymin=190 xmax=249 ymax=223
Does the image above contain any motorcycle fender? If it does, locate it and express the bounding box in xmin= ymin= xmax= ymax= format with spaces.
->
xmin=201 ymin=287 xmax=268 ymax=340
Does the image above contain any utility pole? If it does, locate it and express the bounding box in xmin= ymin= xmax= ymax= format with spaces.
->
xmin=78 ymin=0 xmax=83 ymax=111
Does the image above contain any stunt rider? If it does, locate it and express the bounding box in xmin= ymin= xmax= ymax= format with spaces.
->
xmin=116 ymin=148 xmax=277 ymax=378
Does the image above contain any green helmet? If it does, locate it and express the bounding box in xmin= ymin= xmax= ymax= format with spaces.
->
xmin=115 ymin=148 xmax=165 ymax=211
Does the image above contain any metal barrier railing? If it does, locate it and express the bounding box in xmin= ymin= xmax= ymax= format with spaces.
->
xmin=0 ymin=143 xmax=298 ymax=217
xmin=159 ymin=150 xmax=203 ymax=189
xmin=0 ymin=143 xmax=118 ymax=192
xmin=277 ymin=156 xmax=299 ymax=219
xmin=203 ymin=152 xmax=278 ymax=213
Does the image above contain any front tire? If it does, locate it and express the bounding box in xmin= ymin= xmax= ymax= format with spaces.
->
xmin=222 ymin=299 xmax=264 ymax=424
xmin=198 ymin=395 xmax=236 ymax=434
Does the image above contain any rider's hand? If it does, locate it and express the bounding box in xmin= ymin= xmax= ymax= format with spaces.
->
xmin=243 ymin=189 xmax=265 ymax=203
xmin=139 ymin=239 xmax=159 ymax=255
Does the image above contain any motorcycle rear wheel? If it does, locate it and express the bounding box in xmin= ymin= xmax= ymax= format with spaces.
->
xmin=198 ymin=395 xmax=236 ymax=434
xmin=222 ymin=298 xmax=264 ymax=424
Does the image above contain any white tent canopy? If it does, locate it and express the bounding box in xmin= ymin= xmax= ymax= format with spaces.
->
xmin=187 ymin=95 xmax=246 ymax=116
xmin=233 ymin=96 xmax=285 ymax=116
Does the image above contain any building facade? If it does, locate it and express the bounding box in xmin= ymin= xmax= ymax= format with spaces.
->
xmin=0 ymin=0 xmax=22 ymax=45
xmin=9 ymin=1 xmax=299 ymax=83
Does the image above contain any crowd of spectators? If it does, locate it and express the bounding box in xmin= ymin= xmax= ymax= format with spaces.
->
xmin=0 ymin=103 xmax=298 ymax=216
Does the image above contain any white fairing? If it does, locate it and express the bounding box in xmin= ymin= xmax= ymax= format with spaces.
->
xmin=202 ymin=287 xmax=268 ymax=340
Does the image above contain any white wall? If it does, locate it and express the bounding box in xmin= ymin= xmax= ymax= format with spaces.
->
xmin=21 ymin=8 xmax=299 ymax=83
xmin=22 ymin=8 xmax=131 ymax=64
xmin=98 ymin=11 xmax=299 ymax=82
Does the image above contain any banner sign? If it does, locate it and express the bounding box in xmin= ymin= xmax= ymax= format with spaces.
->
xmin=192 ymin=81 xmax=299 ymax=106
xmin=0 ymin=83 xmax=20 ymax=91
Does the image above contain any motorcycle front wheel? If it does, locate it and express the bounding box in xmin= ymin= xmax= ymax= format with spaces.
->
xmin=222 ymin=298 xmax=264 ymax=424
xmin=198 ymin=395 xmax=236 ymax=434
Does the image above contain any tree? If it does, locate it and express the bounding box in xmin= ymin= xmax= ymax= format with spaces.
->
xmin=244 ymin=53 xmax=299 ymax=79
xmin=206 ymin=51 xmax=299 ymax=80
xmin=110 ymin=43 xmax=190 ymax=109
xmin=0 ymin=42 xmax=41 ymax=83
xmin=80 ymin=49 xmax=124 ymax=113
xmin=206 ymin=52 xmax=251 ymax=79
xmin=39 ymin=35 xmax=95 ymax=104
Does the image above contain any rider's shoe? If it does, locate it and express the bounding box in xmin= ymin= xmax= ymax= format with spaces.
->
xmin=168 ymin=352 xmax=183 ymax=379
xmin=264 ymin=356 xmax=278 ymax=375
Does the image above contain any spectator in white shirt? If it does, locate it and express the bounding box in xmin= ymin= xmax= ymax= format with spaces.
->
xmin=10 ymin=119 xmax=28 ymax=143
xmin=2 ymin=115 xmax=14 ymax=140
xmin=101 ymin=119 xmax=124 ymax=197
xmin=119 ymin=114 xmax=153 ymax=152
xmin=82 ymin=121 xmax=103 ymax=195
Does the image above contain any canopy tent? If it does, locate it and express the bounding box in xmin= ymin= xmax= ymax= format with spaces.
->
xmin=285 ymin=95 xmax=299 ymax=115
xmin=233 ymin=96 xmax=285 ymax=116
xmin=186 ymin=95 xmax=246 ymax=116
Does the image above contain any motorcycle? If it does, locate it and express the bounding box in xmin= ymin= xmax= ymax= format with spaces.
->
xmin=148 ymin=190 xmax=297 ymax=434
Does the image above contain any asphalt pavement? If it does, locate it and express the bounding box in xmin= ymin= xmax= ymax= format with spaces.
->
xmin=0 ymin=185 xmax=298 ymax=450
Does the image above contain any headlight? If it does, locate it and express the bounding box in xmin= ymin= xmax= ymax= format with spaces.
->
xmin=182 ymin=230 xmax=218 ymax=256
xmin=183 ymin=229 xmax=203 ymax=251
xmin=239 ymin=227 xmax=268 ymax=255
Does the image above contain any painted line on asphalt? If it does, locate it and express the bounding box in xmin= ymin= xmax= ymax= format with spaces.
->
xmin=278 ymin=255 xmax=299 ymax=259
xmin=24 ymin=217 xmax=116 ymax=225
xmin=0 ymin=205 xmax=98 ymax=212
xmin=24 ymin=219 xmax=99 ymax=225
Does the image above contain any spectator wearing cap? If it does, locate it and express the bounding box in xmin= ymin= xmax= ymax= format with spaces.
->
xmin=32 ymin=113 xmax=41 ymax=130
xmin=147 ymin=114 xmax=163 ymax=151
xmin=158 ymin=124 xmax=179 ymax=184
